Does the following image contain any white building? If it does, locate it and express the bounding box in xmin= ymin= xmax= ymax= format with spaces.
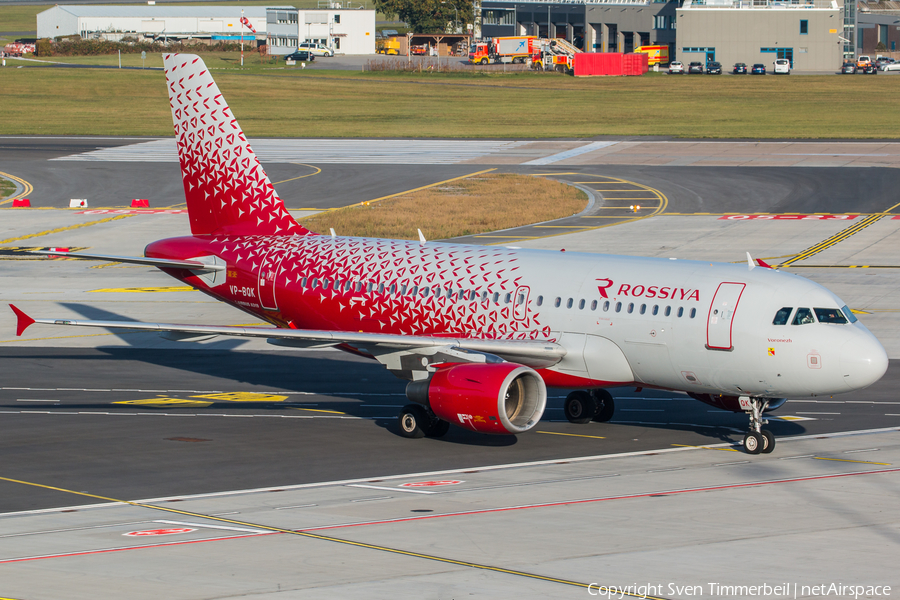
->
xmin=37 ymin=5 xmax=268 ymax=40
xmin=266 ymin=7 xmax=375 ymax=55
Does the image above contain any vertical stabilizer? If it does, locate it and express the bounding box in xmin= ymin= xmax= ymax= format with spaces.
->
xmin=163 ymin=54 xmax=309 ymax=237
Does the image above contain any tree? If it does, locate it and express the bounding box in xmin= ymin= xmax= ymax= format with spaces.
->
xmin=375 ymin=0 xmax=472 ymax=34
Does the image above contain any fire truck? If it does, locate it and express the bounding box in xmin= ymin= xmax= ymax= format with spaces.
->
xmin=634 ymin=45 xmax=669 ymax=66
xmin=468 ymin=36 xmax=539 ymax=64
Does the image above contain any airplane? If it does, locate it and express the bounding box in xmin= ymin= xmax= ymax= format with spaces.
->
xmin=9 ymin=54 xmax=889 ymax=454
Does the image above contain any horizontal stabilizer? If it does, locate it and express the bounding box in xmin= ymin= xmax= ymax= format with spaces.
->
xmin=30 ymin=250 xmax=225 ymax=271
xmin=11 ymin=311 xmax=567 ymax=369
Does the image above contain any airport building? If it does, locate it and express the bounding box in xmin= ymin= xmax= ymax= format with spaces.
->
xmin=37 ymin=5 xmax=267 ymax=41
xmin=856 ymin=11 xmax=900 ymax=55
xmin=265 ymin=6 xmax=375 ymax=55
xmin=481 ymin=0 xmax=849 ymax=69
xmin=675 ymin=0 xmax=843 ymax=70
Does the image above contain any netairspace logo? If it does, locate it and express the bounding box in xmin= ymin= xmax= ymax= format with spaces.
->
xmin=586 ymin=582 xmax=892 ymax=599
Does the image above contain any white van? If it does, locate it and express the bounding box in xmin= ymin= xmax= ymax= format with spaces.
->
xmin=297 ymin=42 xmax=334 ymax=57
xmin=773 ymin=58 xmax=790 ymax=74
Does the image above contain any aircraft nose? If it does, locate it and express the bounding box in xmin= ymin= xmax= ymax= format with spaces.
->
xmin=840 ymin=333 xmax=889 ymax=391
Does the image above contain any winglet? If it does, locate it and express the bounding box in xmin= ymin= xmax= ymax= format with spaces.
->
xmin=9 ymin=304 xmax=35 ymax=337
xmin=418 ymin=229 xmax=427 ymax=246
xmin=756 ymin=258 xmax=773 ymax=269
xmin=746 ymin=252 xmax=756 ymax=271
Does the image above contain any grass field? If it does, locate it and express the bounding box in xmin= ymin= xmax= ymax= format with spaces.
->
xmin=301 ymin=174 xmax=588 ymax=240
xmin=2 ymin=62 xmax=898 ymax=138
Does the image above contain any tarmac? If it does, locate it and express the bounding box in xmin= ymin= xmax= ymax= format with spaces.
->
xmin=0 ymin=137 xmax=898 ymax=598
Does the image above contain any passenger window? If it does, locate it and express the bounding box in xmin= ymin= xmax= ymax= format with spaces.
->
xmin=615 ymin=302 xmax=622 ymax=312
xmin=301 ymin=277 xmax=308 ymax=288
xmin=603 ymin=300 xmax=610 ymax=312
xmin=505 ymin=293 xmax=512 ymax=304
xmin=492 ymin=292 xmax=499 ymax=303
xmin=640 ymin=304 xmax=646 ymax=315
xmin=677 ymin=307 xmax=684 ymax=317
xmin=579 ymin=299 xmax=585 ymax=310
xmin=591 ymin=300 xmax=597 ymax=311
xmin=390 ymin=283 xmax=397 ymax=294
xmin=665 ymin=306 xmax=671 ymax=316
xmin=378 ymin=283 xmax=385 ymax=294
xmin=814 ymin=308 xmax=847 ymax=324
xmin=517 ymin=294 xmax=525 ymax=305
xmin=368 ymin=282 xmax=374 ymax=293
xmin=841 ymin=305 xmax=858 ymax=323
xmin=792 ymin=308 xmax=815 ymax=325
xmin=481 ymin=291 xmax=488 ymax=302
xmin=772 ymin=307 xmax=793 ymax=325
xmin=345 ymin=281 xmax=353 ymax=292
xmin=566 ymin=298 xmax=574 ymax=309
xmin=422 ymin=286 xmax=430 ymax=297
xmin=323 ymin=278 xmax=330 ymax=289
xmin=537 ymin=295 xmax=543 ymax=306
xmin=400 ymin=284 xmax=408 ymax=295
xmin=312 ymin=278 xmax=319 ymax=288
xmin=356 ymin=282 xmax=363 ymax=292
xmin=411 ymin=285 xmax=418 ymax=296
xmin=555 ymin=297 xmax=562 ymax=308
xmin=470 ymin=290 xmax=478 ymax=301
xmin=652 ymin=305 xmax=658 ymax=316
xmin=432 ymin=286 xmax=440 ymax=297
xmin=627 ymin=302 xmax=634 ymax=314
xmin=690 ymin=308 xmax=696 ymax=318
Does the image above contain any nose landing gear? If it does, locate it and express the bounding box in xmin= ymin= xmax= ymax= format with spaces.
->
xmin=741 ymin=396 xmax=775 ymax=454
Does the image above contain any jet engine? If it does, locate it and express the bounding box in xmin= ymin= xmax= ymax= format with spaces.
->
xmin=406 ymin=363 xmax=547 ymax=434
xmin=688 ymin=393 xmax=788 ymax=413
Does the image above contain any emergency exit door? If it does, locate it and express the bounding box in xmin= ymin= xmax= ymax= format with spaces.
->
xmin=706 ymin=282 xmax=745 ymax=350
xmin=257 ymin=250 xmax=286 ymax=311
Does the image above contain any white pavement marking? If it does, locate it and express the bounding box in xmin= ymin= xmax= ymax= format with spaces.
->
xmin=3 ymin=425 xmax=897 ymax=519
xmin=522 ymin=141 xmax=618 ymax=165
xmin=50 ymin=139 xmax=534 ymax=165
xmin=347 ymin=484 xmax=436 ymax=495
xmin=154 ymin=520 xmax=268 ymax=534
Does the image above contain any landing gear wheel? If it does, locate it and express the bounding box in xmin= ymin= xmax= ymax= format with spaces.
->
xmin=424 ymin=418 xmax=450 ymax=438
xmin=743 ymin=432 xmax=763 ymax=455
xmin=398 ymin=404 xmax=427 ymax=438
xmin=564 ymin=390 xmax=597 ymax=424
xmin=591 ymin=389 xmax=615 ymax=422
xmin=760 ymin=429 xmax=776 ymax=453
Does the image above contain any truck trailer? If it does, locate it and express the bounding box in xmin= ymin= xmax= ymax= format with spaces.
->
xmin=469 ymin=36 xmax=538 ymax=64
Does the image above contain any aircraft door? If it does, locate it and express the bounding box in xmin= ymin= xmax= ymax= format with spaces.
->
xmin=257 ymin=250 xmax=286 ymax=311
xmin=706 ymin=282 xmax=745 ymax=350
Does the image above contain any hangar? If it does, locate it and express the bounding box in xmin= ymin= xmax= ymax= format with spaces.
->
xmin=36 ymin=5 xmax=267 ymax=41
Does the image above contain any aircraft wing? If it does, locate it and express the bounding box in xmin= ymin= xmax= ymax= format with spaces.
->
xmin=9 ymin=305 xmax=565 ymax=378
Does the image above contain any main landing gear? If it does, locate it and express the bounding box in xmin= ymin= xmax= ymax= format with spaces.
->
xmin=741 ymin=397 xmax=775 ymax=455
xmin=564 ymin=389 xmax=615 ymax=424
xmin=398 ymin=404 xmax=450 ymax=439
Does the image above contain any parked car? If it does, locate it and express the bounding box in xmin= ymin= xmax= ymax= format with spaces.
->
xmin=856 ymin=54 xmax=872 ymax=70
xmin=750 ymin=63 xmax=766 ymax=75
xmin=706 ymin=61 xmax=722 ymax=74
xmin=841 ymin=61 xmax=856 ymax=74
xmin=297 ymin=42 xmax=334 ymax=57
xmin=688 ymin=61 xmax=704 ymax=74
xmin=668 ymin=60 xmax=684 ymax=74
xmin=881 ymin=62 xmax=900 ymax=71
xmin=861 ymin=63 xmax=878 ymax=74
xmin=875 ymin=57 xmax=895 ymax=67
xmin=285 ymin=50 xmax=314 ymax=62
xmin=732 ymin=62 xmax=748 ymax=74
xmin=410 ymin=44 xmax=427 ymax=56
xmin=773 ymin=58 xmax=790 ymax=74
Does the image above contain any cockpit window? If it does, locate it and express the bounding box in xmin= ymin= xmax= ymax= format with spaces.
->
xmin=792 ymin=307 xmax=815 ymax=325
xmin=815 ymin=308 xmax=848 ymax=324
xmin=841 ymin=305 xmax=858 ymax=323
xmin=773 ymin=307 xmax=792 ymax=325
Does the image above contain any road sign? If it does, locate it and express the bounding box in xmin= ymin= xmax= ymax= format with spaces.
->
xmin=400 ymin=480 xmax=462 ymax=488
xmin=124 ymin=527 xmax=196 ymax=537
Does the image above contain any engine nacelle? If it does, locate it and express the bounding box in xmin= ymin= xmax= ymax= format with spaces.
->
xmin=688 ymin=393 xmax=788 ymax=413
xmin=406 ymin=363 xmax=547 ymax=434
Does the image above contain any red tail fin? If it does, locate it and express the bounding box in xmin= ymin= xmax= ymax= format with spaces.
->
xmin=163 ymin=54 xmax=310 ymax=237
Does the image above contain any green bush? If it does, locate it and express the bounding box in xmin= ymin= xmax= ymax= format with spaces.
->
xmin=38 ymin=38 xmax=247 ymax=57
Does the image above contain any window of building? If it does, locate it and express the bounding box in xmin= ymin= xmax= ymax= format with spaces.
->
xmin=334 ymin=14 xmax=340 ymax=24
xmin=483 ymin=9 xmax=514 ymax=26
xmin=800 ymin=19 xmax=808 ymax=35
